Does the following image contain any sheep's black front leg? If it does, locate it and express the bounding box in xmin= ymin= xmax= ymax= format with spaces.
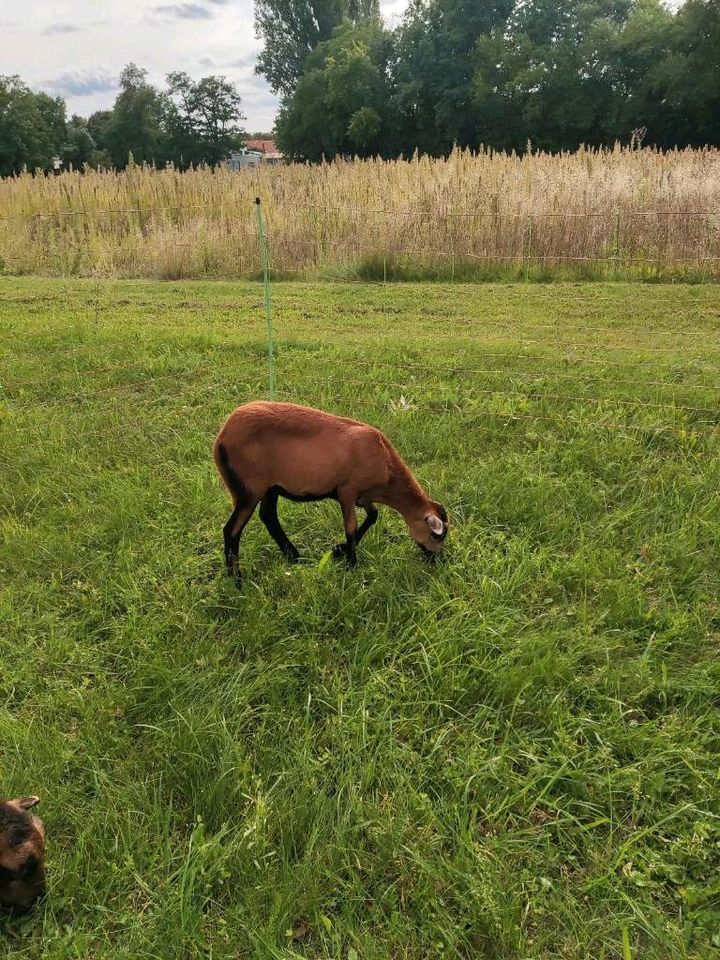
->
xmin=356 ymin=505 xmax=378 ymax=545
xmin=332 ymin=530 xmax=357 ymax=565
xmin=332 ymin=493 xmax=360 ymax=566
xmin=259 ymin=489 xmax=300 ymax=562
xmin=333 ymin=504 xmax=377 ymax=558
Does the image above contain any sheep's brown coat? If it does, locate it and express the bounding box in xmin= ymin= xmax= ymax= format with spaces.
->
xmin=213 ymin=401 xmax=448 ymax=581
xmin=0 ymin=797 xmax=46 ymax=911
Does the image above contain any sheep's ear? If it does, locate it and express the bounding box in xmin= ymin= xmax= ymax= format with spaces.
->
xmin=14 ymin=797 xmax=40 ymax=811
xmin=426 ymin=514 xmax=444 ymax=536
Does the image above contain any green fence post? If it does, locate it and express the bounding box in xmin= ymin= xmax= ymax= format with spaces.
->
xmin=613 ymin=210 xmax=621 ymax=276
xmin=254 ymin=197 xmax=276 ymax=400
xmin=524 ymin=214 xmax=533 ymax=281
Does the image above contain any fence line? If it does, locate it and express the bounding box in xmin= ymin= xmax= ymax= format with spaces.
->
xmin=9 ymin=382 xmax=717 ymax=445
xmin=6 ymin=330 xmax=720 ymax=385
xmin=7 ymin=352 xmax=720 ymax=395
xmin=269 ymin=236 xmax=720 ymax=266
xmin=5 ymin=363 xmax=720 ymax=420
xmin=0 ymin=199 xmax=254 ymax=222
xmin=2 ymin=200 xmax=719 ymax=223
xmin=2 ymin=197 xmax=718 ymax=284
xmin=273 ymin=200 xmax=720 ymax=220
xmin=287 ymin=356 xmax=720 ymax=394
xmin=4 ymin=287 xmax=718 ymax=343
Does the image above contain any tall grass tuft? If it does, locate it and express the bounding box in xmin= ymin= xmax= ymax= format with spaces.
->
xmin=1 ymin=146 xmax=719 ymax=280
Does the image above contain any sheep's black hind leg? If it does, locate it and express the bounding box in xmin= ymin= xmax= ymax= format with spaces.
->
xmin=259 ymin=489 xmax=300 ymax=562
xmin=223 ymin=498 xmax=258 ymax=585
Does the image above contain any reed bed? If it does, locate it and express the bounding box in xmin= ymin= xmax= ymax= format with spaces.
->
xmin=1 ymin=146 xmax=719 ymax=280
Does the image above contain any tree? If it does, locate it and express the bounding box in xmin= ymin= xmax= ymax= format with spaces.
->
xmin=87 ymin=110 xmax=112 ymax=150
xmin=165 ymin=72 xmax=246 ymax=166
xmin=395 ymin=0 xmax=514 ymax=155
xmin=600 ymin=0 xmax=674 ymax=145
xmin=87 ymin=110 xmax=113 ymax=166
xmin=62 ymin=115 xmax=96 ymax=169
xmin=0 ymin=75 xmax=67 ymax=175
xmin=104 ymin=63 xmax=165 ymax=168
xmin=275 ymin=20 xmax=399 ymax=161
xmin=649 ymin=0 xmax=720 ymax=147
xmin=472 ymin=0 xmax=638 ymax=152
xmin=255 ymin=0 xmax=380 ymax=95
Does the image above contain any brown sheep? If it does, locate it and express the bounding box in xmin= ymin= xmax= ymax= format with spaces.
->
xmin=214 ymin=401 xmax=448 ymax=584
xmin=0 ymin=797 xmax=46 ymax=911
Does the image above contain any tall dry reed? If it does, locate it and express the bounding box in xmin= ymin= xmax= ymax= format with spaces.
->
xmin=1 ymin=146 xmax=719 ymax=280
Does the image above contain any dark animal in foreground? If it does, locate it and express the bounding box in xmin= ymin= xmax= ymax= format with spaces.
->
xmin=0 ymin=797 xmax=46 ymax=911
xmin=214 ymin=401 xmax=449 ymax=584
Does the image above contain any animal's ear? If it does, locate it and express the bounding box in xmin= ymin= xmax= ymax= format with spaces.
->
xmin=13 ymin=797 xmax=40 ymax=811
xmin=432 ymin=501 xmax=448 ymax=523
xmin=426 ymin=514 xmax=444 ymax=536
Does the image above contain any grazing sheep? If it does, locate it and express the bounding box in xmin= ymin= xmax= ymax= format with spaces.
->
xmin=0 ymin=797 xmax=46 ymax=911
xmin=214 ymin=401 xmax=449 ymax=584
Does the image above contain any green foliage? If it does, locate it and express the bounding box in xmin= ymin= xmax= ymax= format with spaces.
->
xmin=276 ymin=20 xmax=400 ymax=161
xmin=395 ymin=0 xmax=514 ymax=154
xmin=254 ymin=0 xmax=380 ymax=95
xmin=650 ymin=0 xmax=720 ymax=147
xmin=0 ymin=76 xmax=67 ymax=176
xmin=62 ymin=115 xmax=96 ymax=170
xmin=95 ymin=65 xmax=247 ymax=171
xmin=1 ymin=278 xmax=720 ymax=957
xmin=268 ymin=0 xmax=720 ymax=159
xmin=87 ymin=110 xmax=112 ymax=150
xmin=165 ymin=72 xmax=246 ymax=167
xmin=104 ymin=64 xmax=166 ymax=169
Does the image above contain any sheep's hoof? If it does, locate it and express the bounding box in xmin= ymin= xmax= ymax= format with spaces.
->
xmin=332 ymin=543 xmax=357 ymax=566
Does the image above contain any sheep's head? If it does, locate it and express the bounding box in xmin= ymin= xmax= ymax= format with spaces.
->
xmin=407 ymin=501 xmax=449 ymax=556
xmin=0 ymin=797 xmax=46 ymax=911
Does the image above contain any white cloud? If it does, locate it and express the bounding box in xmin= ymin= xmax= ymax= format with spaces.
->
xmin=0 ymin=0 xmax=425 ymax=130
xmin=43 ymin=69 xmax=118 ymax=98
xmin=4 ymin=0 xmax=281 ymax=131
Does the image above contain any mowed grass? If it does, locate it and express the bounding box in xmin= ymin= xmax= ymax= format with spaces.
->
xmin=1 ymin=278 xmax=719 ymax=959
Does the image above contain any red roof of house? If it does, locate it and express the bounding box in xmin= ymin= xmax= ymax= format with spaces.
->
xmin=246 ymin=138 xmax=278 ymax=155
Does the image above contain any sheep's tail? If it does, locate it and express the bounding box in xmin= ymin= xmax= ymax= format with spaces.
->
xmin=213 ymin=439 xmax=249 ymax=505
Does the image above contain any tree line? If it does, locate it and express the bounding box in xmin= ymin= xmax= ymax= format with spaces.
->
xmin=257 ymin=0 xmax=720 ymax=161
xmin=2 ymin=0 xmax=717 ymax=176
xmin=0 ymin=64 xmax=252 ymax=177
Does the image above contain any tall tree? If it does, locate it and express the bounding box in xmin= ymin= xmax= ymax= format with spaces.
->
xmin=87 ymin=110 xmax=112 ymax=149
xmin=165 ymin=72 xmax=246 ymax=166
xmin=105 ymin=63 xmax=165 ymax=168
xmin=0 ymin=76 xmax=66 ymax=175
xmin=62 ymin=115 xmax=97 ymax=169
xmin=255 ymin=0 xmax=380 ymax=95
xmin=600 ymin=0 xmax=674 ymax=145
xmin=472 ymin=0 xmax=636 ymax=152
xmin=650 ymin=0 xmax=720 ymax=147
xmin=275 ymin=20 xmax=399 ymax=161
xmin=87 ymin=109 xmax=113 ymax=166
xmin=395 ymin=0 xmax=514 ymax=155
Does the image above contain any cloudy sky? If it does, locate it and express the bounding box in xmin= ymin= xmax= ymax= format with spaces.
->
xmin=3 ymin=0 xmax=407 ymax=132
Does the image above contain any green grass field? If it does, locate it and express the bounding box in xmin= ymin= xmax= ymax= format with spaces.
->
xmin=1 ymin=278 xmax=719 ymax=958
